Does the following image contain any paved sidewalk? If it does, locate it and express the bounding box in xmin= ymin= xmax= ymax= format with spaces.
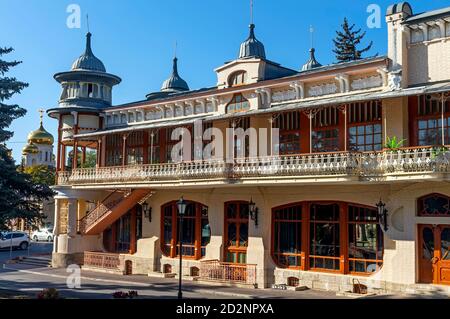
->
xmin=0 ymin=263 xmax=345 ymax=299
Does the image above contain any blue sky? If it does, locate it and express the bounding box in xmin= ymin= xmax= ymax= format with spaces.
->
xmin=1 ymin=0 xmax=449 ymax=162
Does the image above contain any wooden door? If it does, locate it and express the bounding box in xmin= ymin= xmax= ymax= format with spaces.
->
xmin=224 ymin=202 xmax=249 ymax=264
xmin=418 ymin=224 xmax=450 ymax=285
xmin=418 ymin=224 xmax=436 ymax=284
xmin=436 ymin=226 xmax=450 ymax=285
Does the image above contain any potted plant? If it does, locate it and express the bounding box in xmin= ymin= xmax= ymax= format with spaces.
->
xmin=384 ymin=136 xmax=406 ymax=151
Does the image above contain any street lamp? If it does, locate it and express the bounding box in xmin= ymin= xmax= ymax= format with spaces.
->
xmin=177 ymin=196 xmax=187 ymax=299
xmin=376 ymin=199 xmax=388 ymax=232
xmin=249 ymin=198 xmax=258 ymax=227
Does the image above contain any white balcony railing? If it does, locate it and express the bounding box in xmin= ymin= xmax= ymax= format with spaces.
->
xmin=56 ymin=147 xmax=450 ymax=186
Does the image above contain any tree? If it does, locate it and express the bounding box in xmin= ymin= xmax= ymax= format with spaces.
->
xmin=24 ymin=165 xmax=56 ymax=187
xmin=333 ymin=18 xmax=373 ymax=63
xmin=0 ymin=47 xmax=54 ymax=230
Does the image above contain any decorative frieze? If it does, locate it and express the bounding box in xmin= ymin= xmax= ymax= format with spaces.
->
xmin=308 ymin=83 xmax=338 ymax=97
xmin=351 ymin=75 xmax=383 ymax=90
xmin=272 ymin=89 xmax=297 ymax=103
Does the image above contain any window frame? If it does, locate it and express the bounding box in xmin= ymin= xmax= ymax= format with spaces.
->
xmin=270 ymin=201 xmax=383 ymax=276
xmin=226 ymin=94 xmax=250 ymax=114
xmin=160 ymin=200 xmax=210 ymax=260
xmin=418 ymin=193 xmax=450 ymax=217
xmin=228 ymin=71 xmax=247 ymax=87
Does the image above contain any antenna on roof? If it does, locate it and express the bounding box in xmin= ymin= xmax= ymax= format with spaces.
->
xmin=86 ymin=14 xmax=90 ymax=33
xmin=310 ymin=25 xmax=314 ymax=48
xmin=250 ymin=0 xmax=254 ymax=24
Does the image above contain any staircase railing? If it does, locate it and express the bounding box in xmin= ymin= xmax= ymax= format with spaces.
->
xmin=77 ymin=190 xmax=126 ymax=233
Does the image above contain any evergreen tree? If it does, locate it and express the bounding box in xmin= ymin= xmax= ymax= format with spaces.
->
xmin=333 ymin=18 xmax=373 ymax=62
xmin=0 ymin=47 xmax=54 ymax=230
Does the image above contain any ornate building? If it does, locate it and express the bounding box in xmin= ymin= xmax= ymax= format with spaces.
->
xmin=49 ymin=2 xmax=450 ymax=295
xmin=22 ymin=110 xmax=55 ymax=168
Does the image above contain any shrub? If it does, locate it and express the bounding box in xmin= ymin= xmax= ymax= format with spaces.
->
xmin=112 ymin=290 xmax=139 ymax=299
xmin=36 ymin=288 xmax=59 ymax=299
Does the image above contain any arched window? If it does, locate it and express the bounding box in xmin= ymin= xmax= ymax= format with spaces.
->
xmin=226 ymin=94 xmax=250 ymax=114
xmin=161 ymin=200 xmax=210 ymax=259
xmin=418 ymin=194 xmax=450 ymax=216
xmin=228 ymin=71 xmax=247 ymax=87
xmin=271 ymin=201 xmax=383 ymax=275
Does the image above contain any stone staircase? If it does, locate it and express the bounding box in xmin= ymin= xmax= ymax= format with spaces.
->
xmin=14 ymin=255 xmax=52 ymax=268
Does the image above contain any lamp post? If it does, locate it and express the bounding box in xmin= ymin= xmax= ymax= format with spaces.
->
xmin=376 ymin=199 xmax=388 ymax=232
xmin=249 ymin=198 xmax=258 ymax=227
xmin=177 ymin=196 xmax=187 ymax=299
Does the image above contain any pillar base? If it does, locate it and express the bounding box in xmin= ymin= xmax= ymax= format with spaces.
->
xmin=51 ymin=252 xmax=84 ymax=268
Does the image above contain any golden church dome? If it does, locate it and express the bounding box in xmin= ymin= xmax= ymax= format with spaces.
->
xmin=27 ymin=123 xmax=54 ymax=145
xmin=22 ymin=142 xmax=39 ymax=155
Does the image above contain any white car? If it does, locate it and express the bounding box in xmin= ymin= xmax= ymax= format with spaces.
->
xmin=0 ymin=232 xmax=30 ymax=250
xmin=31 ymin=228 xmax=54 ymax=242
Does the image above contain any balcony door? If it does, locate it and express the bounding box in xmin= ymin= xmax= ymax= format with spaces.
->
xmin=419 ymin=224 xmax=450 ymax=285
xmin=224 ymin=202 xmax=249 ymax=264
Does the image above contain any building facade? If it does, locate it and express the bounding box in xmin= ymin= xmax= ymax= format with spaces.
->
xmin=49 ymin=2 xmax=450 ymax=295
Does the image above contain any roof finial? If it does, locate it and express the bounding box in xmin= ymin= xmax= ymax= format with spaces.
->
xmin=87 ymin=14 xmax=90 ymax=33
xmin=250 ymin=0 xmax=254 ymax=25
xmin=174 ymin=40 xmax=177 ymax=59
xmin=310 ymin=25 xmax=314 ymax=49
xmin=38 ymin=108 xmax=45 ymax=126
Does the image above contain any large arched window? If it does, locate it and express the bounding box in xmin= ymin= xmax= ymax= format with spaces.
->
xmin=271 ymin=201 xmax=383 ymax=275
xmin=228 ymin=71 xmax=247 ymax=87
xmin=226 ymin=94 xmax=250 ymax=114
xmin=418 ymin=194 xmax=450 ymax=216
xmin=161 ymin=200 xmax=210 ymax=259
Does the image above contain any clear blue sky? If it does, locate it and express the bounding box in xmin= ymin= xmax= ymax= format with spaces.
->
xmin=1 ymin=0 xmax=449 ymax=162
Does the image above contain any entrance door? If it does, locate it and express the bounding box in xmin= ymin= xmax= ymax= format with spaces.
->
xmin=436 ymin=226 xmax=450 ymax=285
xmin=224 ymin=202 xmax=249 ymax=264
xmin=418 ymin=224 xmax=450 ymax=285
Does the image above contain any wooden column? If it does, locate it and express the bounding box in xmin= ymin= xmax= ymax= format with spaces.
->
xmin=194 ymin=204 xmax=201 ymax=260
xmin=143 ymin=131 xmax=149 ymax=164
xmin=56 ymin=115 xmax=62 ymax=172
xmin=96 ymin=139 xmax=101 ymax=168
xmin=81 ymin=147 xmax=86 ymax=166
xmin=339 ymin=203 xmax=349 ymax=274
xmin=301 ymin=203 xmax=310 ymax=271
xmin=73 ymin=140 xmax=78 ymax=169
xmin=122 ymin=134 xmax=127 ymax=166
xmin=130 ymin=207 xmax=137 ymax=254
xmin=61 ymin=144 xmax=67 ymax=171
xmin=338 ymin=105 xmax=348 ymax=152
xmin=300 ymin=112 xmax=310 ymax=154
xmin=408 ymin=96 xmax=419 ymax=147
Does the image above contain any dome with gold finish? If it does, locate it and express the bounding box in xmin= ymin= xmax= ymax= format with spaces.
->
xmin=22 ymin=142 xmax=39 ymax=155
xmin=27 ymin=110 xmax=54 ymax=145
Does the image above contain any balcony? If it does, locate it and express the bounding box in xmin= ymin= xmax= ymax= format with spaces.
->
xmin=56 ymin=147 xmax=450 ymax=187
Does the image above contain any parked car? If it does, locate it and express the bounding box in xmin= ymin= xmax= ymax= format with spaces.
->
xmin=0 ymin=231 xmax=30 ymax=250
xmin=31 ymin=228 xmax=54 ymax=242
